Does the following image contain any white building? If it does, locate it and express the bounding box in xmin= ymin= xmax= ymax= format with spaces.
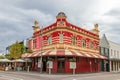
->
xmin=109 ymin=41 xmax=120 ymax=72
xmin=100 ymin=34 xmax=120 ymax=72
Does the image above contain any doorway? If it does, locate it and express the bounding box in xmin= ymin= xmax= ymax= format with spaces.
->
xmin=57 ymin=61 xmax=65 ymax=73
xmin=42 ymin=61 xmax=46 ymax=72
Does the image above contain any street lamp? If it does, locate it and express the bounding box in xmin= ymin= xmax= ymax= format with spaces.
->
xmin=40 ymin=26 xmax=43 ymax=73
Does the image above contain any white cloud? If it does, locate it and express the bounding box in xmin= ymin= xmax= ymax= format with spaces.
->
xmin=0 ymin=0 xmax=120 ymax=51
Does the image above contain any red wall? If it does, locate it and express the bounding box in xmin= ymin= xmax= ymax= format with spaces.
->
xmin=52 ymin=57 xmax=57 ymax=73
xmin=30 ymin=30 xmax=99 ymax=51
xmin=36 ymin=36 xmax=40 ymax=50
xmin=64 ymin=57 xmax=100 ymax=73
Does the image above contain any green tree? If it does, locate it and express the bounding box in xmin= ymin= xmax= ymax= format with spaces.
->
xmin=26 ymin=49 xmax=33 ymax=53
xmin=9 ymin=41 xmax=22 ymax=59
xmin=20 ymin=44 xmax=26 ymax=53
xmin=5 ymin=54 xmax=11 ymax=60
xmin=0 ymin=55 xmax=5 ymax=59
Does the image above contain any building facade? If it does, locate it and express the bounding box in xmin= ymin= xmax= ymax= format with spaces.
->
xmin=100 ymin=34 xmax=120 ymax=72
xmin=100 ymin=34 xmax=109 ymax=71
xmin=22 ymin=12 xmax=106 ymax=73
xmin=109 ymin=41 xmax=120 ymax=72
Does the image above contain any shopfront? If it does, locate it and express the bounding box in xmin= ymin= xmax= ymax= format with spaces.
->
xmin=22 ymin=49 xmax=107 ymax=73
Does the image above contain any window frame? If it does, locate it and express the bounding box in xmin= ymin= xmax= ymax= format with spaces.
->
xmin=82 ymin=39 xmax=86 ymax=47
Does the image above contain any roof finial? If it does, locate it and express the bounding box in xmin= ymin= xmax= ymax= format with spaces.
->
xmin=56 ymin=12 xmax=67 ymax=19
xmin=92 ymin=23 xmax=99 ymax=35
xmin=34 ymin=20 xmax=39 ymax=27
xmin=32 ymin=20 xmax=40 ymax=32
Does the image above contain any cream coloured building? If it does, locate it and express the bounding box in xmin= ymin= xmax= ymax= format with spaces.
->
xmin=100 ymin=34 xmax=120 ymax=72
xmin=109 ymin=41 xmax=120 ymax=72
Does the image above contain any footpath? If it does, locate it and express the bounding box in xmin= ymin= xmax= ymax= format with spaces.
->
xmin=1 ymin=71 xmax=118 ymax=78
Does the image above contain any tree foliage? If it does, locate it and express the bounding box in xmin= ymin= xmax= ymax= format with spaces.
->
xmin=5 ymin=54 xmax=11 ymax=60
xmin=26 ymin=49 xmax=33 ymax=53
xmin=9 ymin=41 xmax=22 ymax=59
xmin=20 ymin=44 xmax=26 ymax=53
xmin=0 ymin=55 xmax=5 ymax=59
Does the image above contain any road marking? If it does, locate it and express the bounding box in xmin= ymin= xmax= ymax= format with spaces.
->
xmin=73 ymin=79 xmax=76 ymax=80
xmin=10 ymin=79 xmax=23 ymax=80
xmin=0 ymin=75 xmax=24 ymax=80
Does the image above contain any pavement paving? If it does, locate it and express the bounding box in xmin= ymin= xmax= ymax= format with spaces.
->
xmin=0 ymin=71 xmax=119 ymax=80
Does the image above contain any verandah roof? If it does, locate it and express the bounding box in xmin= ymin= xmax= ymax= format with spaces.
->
xmin=22 ymin=49 xmax=107 ymax=59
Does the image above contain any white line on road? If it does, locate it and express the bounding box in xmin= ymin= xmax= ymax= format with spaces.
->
xmin=0 ymin=75 xmax=24 ymax=80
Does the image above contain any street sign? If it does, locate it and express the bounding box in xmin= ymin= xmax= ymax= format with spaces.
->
xmin=70 ymin=62 xmax=76 ymax=69
xmin=47 ymin=61 xmax=53 ymax=69
xmin=38 ymin=62 xmax=42 ymax=68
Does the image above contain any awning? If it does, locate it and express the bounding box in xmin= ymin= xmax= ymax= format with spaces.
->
xmin=22 ymin=49 xmax=107 ymax=59
xmin=12 ymin=59 xmax=26 ymax=62
xmin=0 ymin=59 xmax=11 ymax=62
xmin=21 ymin=52 xmax=40 ymax=58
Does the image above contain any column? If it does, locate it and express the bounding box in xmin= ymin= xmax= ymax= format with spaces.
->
xmin=119 ymin=62 xmax=120 ymax=71
xmin=117 ymin=61 xmax=118 ymax=71
xmin=113 ymin=61 xmax=115 ymax=71
xmin=115 ymin=61 xmax=116 ymax=71
xmin=109 ymin=61 xmax=111 ymax=72
xmin=116 ymin=61 xmax=117 ymax=71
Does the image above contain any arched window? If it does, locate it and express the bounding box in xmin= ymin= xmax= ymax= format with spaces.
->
xmin=72 ymin=36 xmax=77 ymax=45
xmin=82 ymin=39 xmax=86 ymax=47
xmin=59 ymin=33 xmax=63 ymax=43
xmin=90 ymin=42 xmax=94 ymax=49
xmin=47 ymin=36 xmax=52 ymax=45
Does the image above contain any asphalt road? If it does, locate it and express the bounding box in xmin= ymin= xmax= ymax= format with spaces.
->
xmin=0 ymin=71 xmax=120 ymax=80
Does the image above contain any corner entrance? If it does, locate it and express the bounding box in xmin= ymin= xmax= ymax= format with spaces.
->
xmin=57 ymin=57 xmax=65 ymax=73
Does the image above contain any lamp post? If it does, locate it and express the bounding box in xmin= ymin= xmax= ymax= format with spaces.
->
xmin=40 ymin=26 xmax=43 ymax=73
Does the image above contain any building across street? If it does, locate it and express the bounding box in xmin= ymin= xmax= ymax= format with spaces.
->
xmin=100 ymin=34 xmax=120 ymax=72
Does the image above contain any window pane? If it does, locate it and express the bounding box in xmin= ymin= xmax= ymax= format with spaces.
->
xmin=82 ymin=39 xmax=86 ymax=47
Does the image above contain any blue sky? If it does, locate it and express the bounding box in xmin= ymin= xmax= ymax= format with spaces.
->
xmin=0 ymin=0 xmax=120 ymax=53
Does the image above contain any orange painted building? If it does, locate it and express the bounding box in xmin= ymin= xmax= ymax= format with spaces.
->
xmin=22 ymin=12 xmax=107 ymax=73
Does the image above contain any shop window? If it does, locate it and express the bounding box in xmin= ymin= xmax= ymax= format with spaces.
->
xmin=68 ymin=57 xmax=76 ymax=62
xmin=47 ymin=57 xmax=54 ymax=61
xmin=82 ymin=39 xmax=86 ymax=47
xmin=59 ymin=33 xmax=63 ymax=43
xmin=47 ymin=36 xmax=52 ymax=45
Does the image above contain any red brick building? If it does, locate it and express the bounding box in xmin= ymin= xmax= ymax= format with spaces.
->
xmin=22 ymin=12 xmax=107 ymax=73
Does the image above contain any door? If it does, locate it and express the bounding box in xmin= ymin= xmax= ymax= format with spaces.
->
xmin=42 ymin=61 xmax=46 ymax=72
xmin=57 ymin=61 xmax=65 ymax=73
